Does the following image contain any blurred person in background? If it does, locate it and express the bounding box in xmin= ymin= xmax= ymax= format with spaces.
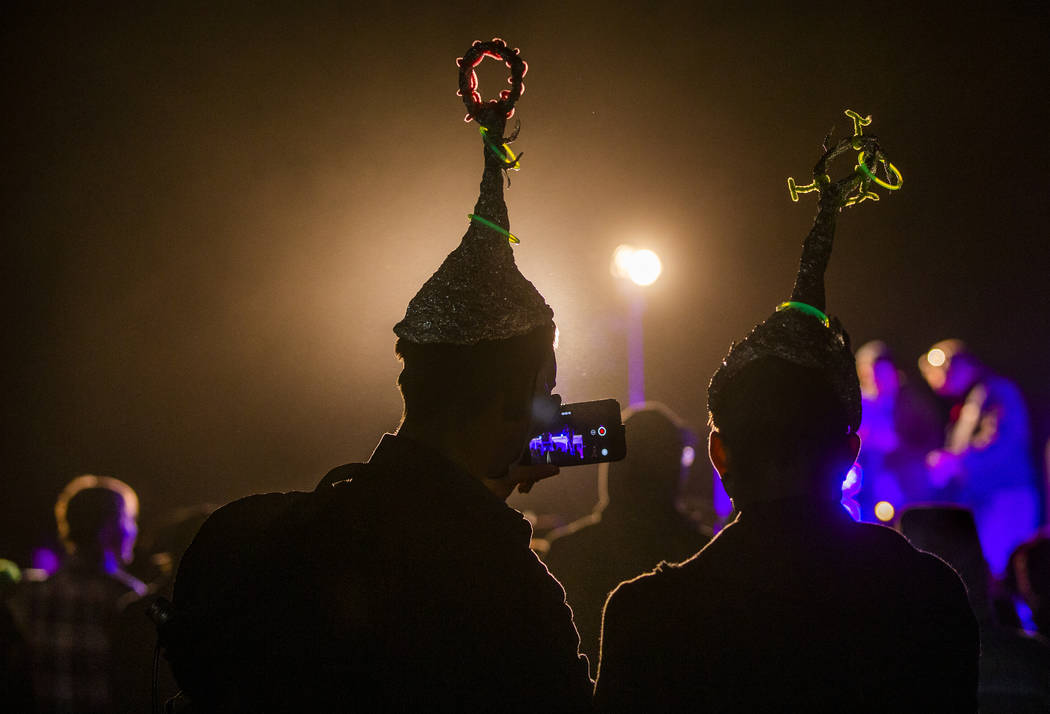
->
xmin=899 ymin=506 xmax=1050 ymax=713
xmin=1005 ymin=530 xmax=1050 ymax=641
xmin=543 ymin=402 xmax=710 ymax=667
xmin=0 ymin=559 xmax=33 ymax=711
xmin=10 ymin=475 xmax=147 ymax=714
xmin=919 ymin=339 xmax=1040 ymax=574
xmin=854 ymin=340 xmax=943 ymax=518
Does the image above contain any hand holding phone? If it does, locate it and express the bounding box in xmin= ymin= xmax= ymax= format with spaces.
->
xmin=521 ymin=399 xmax=627 ymax=467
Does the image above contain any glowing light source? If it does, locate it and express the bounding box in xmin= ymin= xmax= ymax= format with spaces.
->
xmin=627 ymin=249 xmax=662 ymax=286
xmin=611 ymin=245 xmax=662 ymax=286
xmin=927 ymin=348 xmax=946 ymax=367
xmin=875 ymin=501 xmax=896 ymax=522
xmin=681 ymin=445 xmax=696 ymax=468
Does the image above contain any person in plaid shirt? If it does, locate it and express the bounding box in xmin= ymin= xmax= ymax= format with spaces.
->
xmin=11 ymin=475 xmax=147 ymax=713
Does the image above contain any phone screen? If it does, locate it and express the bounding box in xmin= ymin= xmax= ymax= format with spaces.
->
xmin=522 ymin=399 xmax=626 ymax=467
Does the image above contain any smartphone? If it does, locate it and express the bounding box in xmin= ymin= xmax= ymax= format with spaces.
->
xmin=521 ymin=398 xmax=627 ymax=466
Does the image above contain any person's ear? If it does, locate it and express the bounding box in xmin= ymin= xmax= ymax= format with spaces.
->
xmin=709 ymin=431 xmax=729 ymax=476
xmin=847 ymin=432 xmax=861 ymax=463
xmin=709 ymin=431 xmax=735 ymax=499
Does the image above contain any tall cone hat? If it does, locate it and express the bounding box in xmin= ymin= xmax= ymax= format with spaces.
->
xmin=708 ymin=111 xmax=903 ymax=433
xmin=394 ymin=39 xmax=553 ymax=345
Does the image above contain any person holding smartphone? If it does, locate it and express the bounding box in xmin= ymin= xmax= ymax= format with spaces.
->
xmin=155 ymin=72 xmax=592 ymax=711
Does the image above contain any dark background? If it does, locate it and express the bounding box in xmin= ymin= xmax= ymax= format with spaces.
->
xmin=4 ymin=2 xmax=1048 ymax=561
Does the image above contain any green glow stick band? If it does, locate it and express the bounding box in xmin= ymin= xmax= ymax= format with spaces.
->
xmin=856 ymin=152 xmax=903 ymax=190
xmin=478 ymin=127 xmax=520 ymax=169
xmin=777 ymin=301 xmax=830 ymax=327
xmin=469 ymin=214 xmax=520 ymax=244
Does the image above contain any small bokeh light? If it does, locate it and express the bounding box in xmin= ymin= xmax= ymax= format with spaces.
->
xmin=874 ymin=501 xmax=895 ymax=522
xmin=926 ymin=348 xmax=946 ymax=367
xmin=681 ymin=445 xmax=696 ymax=468
xmin=611 ymin=244 xmax=663 ymax=286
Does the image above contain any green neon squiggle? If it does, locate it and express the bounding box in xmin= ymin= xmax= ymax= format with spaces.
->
xmin=478 ymin=126 xmax=520 ymax=169
xmin=469 ymin=213 xmax=519 ymax=244
xmin=856 ymin=151 xmax=903 ymax=190
xmin=776 ymin=301 xmax=830 ymax=327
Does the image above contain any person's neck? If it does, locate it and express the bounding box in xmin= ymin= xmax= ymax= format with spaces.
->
xmin=71 ymin=546 xmax=123 ymax=575
xmin=736 ymin=494 xmax=844 ymax=518
xmin=397 ymin=418 xmax=499 ymax=483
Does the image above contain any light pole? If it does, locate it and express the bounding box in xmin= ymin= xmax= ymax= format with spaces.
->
xmin=611 ymin=245 xmax=662 ymax=406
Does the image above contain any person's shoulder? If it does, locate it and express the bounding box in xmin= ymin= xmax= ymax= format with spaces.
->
xmin=604 ymin=556 xmax=691 ymax=615
xmin=174 ymin=492 xmax=314 ymax=595
xmin=854 ymin=521 xmax=972 ymax=603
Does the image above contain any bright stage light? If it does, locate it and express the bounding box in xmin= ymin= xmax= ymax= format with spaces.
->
xmin=611 ymin=245 xmax=662 ymax=286
xmin=874 ymin=501 xmax=895 ymax=522
xmin=611 ymin=245 xmax=635 ymax=279
xmin=926 ymin=348 xmax=946 ymax=367
xmin=627 ymin=249 xmax=662 ymax=286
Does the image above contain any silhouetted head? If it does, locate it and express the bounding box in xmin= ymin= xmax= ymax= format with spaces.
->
xmin=708 ymin=357 xmax=860 ymax=508
xmin=919 ymin=339 xmax=982 ymax=398
xmin=396 ymin=324 xmax=557 ymax=471
xmin=899 ymin=505 xmax=991 ymax=623
xmin=602 ymin=402 xmax=689 ymax=512
xmin=55 ymin=474 xmax=139 ymax=564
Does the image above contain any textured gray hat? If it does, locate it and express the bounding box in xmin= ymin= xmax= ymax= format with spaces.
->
xmin=394 ymin=39 xmax=553 ymax=345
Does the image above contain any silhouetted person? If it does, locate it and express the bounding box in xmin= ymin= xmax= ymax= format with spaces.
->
xmin=919 ymin=338 xmax=1039 ymax=573
xmin=10 ymin=475 xmax=146 ymax=714
xmin=594 ymin=129 xmax=979 ymax=711
xmin=543 ymin=402 xmax=709 ymax=667
xmin=111 ymin=505 xmax=214 ymax=714
xmin=155 ymin=56 xmax=591 ymax=712
xmin=900 ymin=506 xmax=1050 ymax=712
